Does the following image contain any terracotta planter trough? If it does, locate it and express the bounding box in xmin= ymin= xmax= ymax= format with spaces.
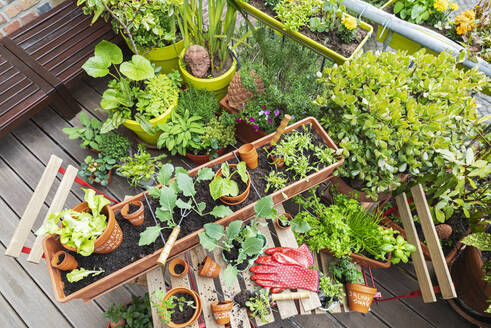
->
xmin=43 ymin=117 xmax=344 ymax=302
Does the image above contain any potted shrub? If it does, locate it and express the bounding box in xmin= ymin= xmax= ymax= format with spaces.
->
xmin=78 ymin=154 xmax=115 ymax=186
xmin=294 ymin=189 xmax=416 ymax=268
xmin=104 ymin=293 xmax=153 ymax=328
xmin=77 ymin=0 xmax=184 ymax=73
xmin=115 ymin=145 xmax=166 ymax=187
xmin=36 ymin=189 xmax=122 ymax=256
xmin=209 ymin=162 xmax=251 ymax=205
xmin=314 ymin=50 xmax=488 ymax=202
xmin=233 ymin=0 xmax=373 ymax=64
xmin=152 ymin=288 xmax=202 ymax=327
xmin=81 ymin=40 xmax=181 ymax=145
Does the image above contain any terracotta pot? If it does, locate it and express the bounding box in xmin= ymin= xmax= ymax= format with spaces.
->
xmin=168 ymin=258 xmax=189 ymax=278
xmin=219 ymin=96 xmax=267 ymax=144
xmin=107 ymin=317 xmax=125 ymax=328
xmin=211 ymin=301 xmax=234 ymax=325
xmin=275 ymin=213 xmax=293 ymax=230
xmin=215 ymin=164 xmax=251 ymax=206
xmin=160 ymin=287 xmax=202 ymax=328
xmin=269 ymin=154 xmax=284 ymax=168
xmin=348 ymin=252 xmax=391 ymax=269
xmin=186 ymin=147 xmax=226 ymax=165
xmin=238 ymin=143 xmax=258 ymax=169
xmin=346 ymin=283 xmax=377 ymax=313
xmin=198 ymin=256 xmax=221 ymax=278
xmin=62 ymin=202 xmax=123 ymax=254
xmin=89 ymin=170 xmax=112 ymax=186
xmin=50 ymin=250 xmax=78 ymax=271
xmin=121 ymin=200 xmax=145 ymax=226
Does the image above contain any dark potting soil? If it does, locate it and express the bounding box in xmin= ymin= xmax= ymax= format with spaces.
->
xmin=218 ymin=301 xmax=228 ymax=305
xmin=128 ymin=203 xmax=140 ymax=214
xmin=278 ymin=219 xmax=290 ymax=228
xmin=61 ymin=124 xmax=333 ymax=295
xmin=174 ymin=263 xmax=185 ymax=274
xmin=234 ymin=290 xmax=255 ymax=308
xmin=171 ymin=292 xmax=196 ymax=324
xmin=248 ymin=0 xmax=368 ymax=57
xmin=223 ymin=239 xmax=255 ymax=271
xmin=57 ymin=253 xmax=65 ymax=265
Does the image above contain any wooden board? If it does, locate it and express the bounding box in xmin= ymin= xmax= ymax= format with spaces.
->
xmin=146 ymin=267 xmax=166 ymax=328
xmin=395 ymin=193 xmax=436 ymax=303
xmin=410 ymin=185 xmax=456 ymax=300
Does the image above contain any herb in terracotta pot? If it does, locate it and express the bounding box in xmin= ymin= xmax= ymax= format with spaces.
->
xmin=209 ymin=161 xmax=250 ymax=205
xmin=152 ymin=288 xmax=200 ymax=327
xmin=79 ymin=154 xmax=115 ymax=186
xmin=105 ymin=302 xmax=126 ymax=328
xmin=116 ymin=145 xmax=166 ymax=187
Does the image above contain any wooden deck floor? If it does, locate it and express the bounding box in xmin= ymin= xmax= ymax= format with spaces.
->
xmin=0 ymin=70 xmax=477 ymax=328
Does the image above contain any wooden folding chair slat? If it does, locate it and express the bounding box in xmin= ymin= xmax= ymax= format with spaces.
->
xmin=5 ymin=155 xmax=62 ymax=257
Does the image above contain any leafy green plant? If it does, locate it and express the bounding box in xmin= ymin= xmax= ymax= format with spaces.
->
xmin=115 ymin=145 xmax=166 ymax=186
xmin=315 ymin=50 xmax=488 ymax=199
xmin=175 ymin=85 xmax=220 ymax=122
xmin=328 ymin=256 xmax=364 ymax=284
xmin=188 ymin=117 xmax=236 ymax=156
xmin=36 ymin=189 xmax=110 ymax=256
xmin=156 ymin=110 xmax=204 ymax=155
xmin=104 ymin=302 xmax=124 ymax=326
xmin=104 ymin=293 xmax=153 ymax=328
xmin=78 ymin=154 xmax=116 ymax=186
xmin=151 ymin=290 xmax=196 ymax=324
xmin=97 ymin=133 xmax=131 ymax=160
xmin=66 ymin=268 xmax=104 ymax=282
xmin=318 ymin=273 xmax=345 ymax=305
xmin=139 ymin=164 xmax=233 ymax=246
xmin=245 ymin=288 xmax=272 ymax=323
xmin=392 ymin=0 xmax=458 ymax=25
xmin=209 ymin=162 xmax=249 ymax=200
xmin=264 ymin=171 xmax=288 ymax=193
xmin=275 ymin=0 xmax=322 ymax=32
xmin=63 ymin=113 xmax=103 ymax=150
xmin=462 ymin=232 xmax=491 ymax=251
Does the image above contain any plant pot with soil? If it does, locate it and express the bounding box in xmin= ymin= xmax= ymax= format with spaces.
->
xmin=346 ymin=283 xmax=377 ymax=313
xmin=210 ymin=162 xmax=251 ymax=206
xmin=211 ymin=301 xmax=234 ymax=325
xmin=78 ymin=155 xmax=115 ymax=187
xmin=121 ymin=200 xmax=145 ymax=226
xmin=275 ymin=213 xmax=293 ymax=230
xmin=198 ymin=256 xmax=221 ymax=278
xmin=51 ymin=251 xmax=78 ymax=271
xmin=168 ymin=258 xmax=189 ymax=278
xmin=152 ymin=287 xmax=202 ymax=328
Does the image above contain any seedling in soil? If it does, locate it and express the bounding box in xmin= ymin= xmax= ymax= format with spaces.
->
xmin=245 ymin=288 xmax=272 ymax=323
xmin=152 ymin=290 xmax=196 ymax=324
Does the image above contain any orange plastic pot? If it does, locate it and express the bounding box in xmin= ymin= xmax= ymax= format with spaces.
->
xmin=211 ymin=301 xmax=233 ymax=325
xmin=62 ymin=202 xmax=123 ymax=254
xmin=275 ymin=213 xmax=293 ymax=230
xmin=185 ymin=147 xmax=226 ymax=165
xmin=215 ymin=164 xmax=251 ymax=206
xmin=346 ymin=283 xmax=377 ymax=313
xmin=238 ymin=144 xmax=258 ymax=169
xmin=168 ymin=258 xmax=189 ymax=278
xmin=121 ymin=200 xmax=145 ymax=226
xmin=50 ymin=250 xmax=78 ymax=271
xmin=198 ymin=256 xmax=221 ymax=278
xmin=161 ymin=287 xmax=202 ymax=328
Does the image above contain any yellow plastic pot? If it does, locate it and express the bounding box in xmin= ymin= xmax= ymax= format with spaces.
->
xmin=124 ymin=36 xmax=184 ymax=74
xmin=178 ymin=48 xmax=237 ymax=99
xmin=122 ymin=95 xmax=178 ymax=145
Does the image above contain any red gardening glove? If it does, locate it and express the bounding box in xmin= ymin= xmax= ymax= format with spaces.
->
xmin=264 ymin=244 xmax=313 ymax=268
xmin=250 ymin=255 xmax=319 ymax=293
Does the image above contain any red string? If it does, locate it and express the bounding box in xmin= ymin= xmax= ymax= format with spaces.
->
xmin=58 ymin=167 xmax=119 ymax=204
xmin=383 ymin=197 xmax=413 ymax=217
xmin=373 ymin=286 xmax=441 ymax=303
xmin=21 ymin=246 xmax=45 ymax=258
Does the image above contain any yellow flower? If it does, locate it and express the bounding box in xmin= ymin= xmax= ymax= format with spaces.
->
xmin=449 ymin=3 xmax=458 ymax=10
xmin=342 ymin=16 xmax=357 ymax=31
xmin=463 ymin=9 xmax=475 ymax=20
xmin=454 ymin=10 xmax=476 ymax=35
xmin=433 ymin=0 xmax=449 ymax=12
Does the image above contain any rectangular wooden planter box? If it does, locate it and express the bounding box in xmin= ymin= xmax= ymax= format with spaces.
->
xmin=234 ymin=0 xmax=373 ymax=64
xmin=43 ymin=117 xmax=344 ymax=303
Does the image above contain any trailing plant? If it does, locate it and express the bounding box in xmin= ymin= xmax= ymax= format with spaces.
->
xmin=151 ymin=290 xmax=196 ymax=324
xmin=156 ymin=110 xmax=204 ymax=155
xmin=66 ymin=268 xmax=104 ymax=282
xmin=82 ymin=40 xmax=180 ymax=135
xmin=139 ymin=164 xmax=234 ymax=246
xmin=104 ymin=294 xmax=153 ymax=328
xmin=78 ymin=154 xmax=116 ymax=186
xmin=209 ymin=161 xmax=249 ymax=200
xmin=115 ymin=145 xmax=166 ymax=186
xmin=392 ymin=0 xmax=458 ymax=25
xmin=318 ymin=273 xmax=345 ymax=305
xmin=245 ymin=288 xmax=272 ymax=323
xmin=36 ymin=189 xmax=110 ymax=256
xmin=328 ymin=256 xmax=364 ymax=284
xmin=62 ymin=113 xmax=103 ymax=150
xmin=315 ymin=50 xmax=488 ymax=198
xmin=97 ymin=133 xmax=131 ymax=160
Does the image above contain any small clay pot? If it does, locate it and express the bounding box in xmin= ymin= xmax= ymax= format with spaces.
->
xmin=275 ymin=213 xmax=293 ymax=230
xmin=198 ymin=256 xmax=221 ymax=278
xmin=215 ymin=164 xmax=251 ymax=206
xmin=168 ymin=258 xmax=189 ymax=278
xmin=211 ymin=300 xmax=234 ymax=325
xmin=346 ymin=283 xmax=377 ymax=313
xmin=161 ymin=287 xmax=202 ymax=328
xmin=121 ymin=200 xmax=145 ymax=226
xmin=269 ymin=154 xmax=284 ymax=168
xmin=107 ymin=317 xmax=125 ymax=328
xmin=238 ymin=143 xmax=258 ymax=169
xmin=186 ymin=147 xmax=226 ymax=165
xmin=50 ymin=250 xmax=78 ymax=271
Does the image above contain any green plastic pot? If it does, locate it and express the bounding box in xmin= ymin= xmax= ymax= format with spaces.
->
xmin=178 ymin=48 xmax=237 ymax=99
xmin=234 ymin=0 xmax=373 ymax=64
xmin=122 ymin=94 xmax=178 ymax=145
xmin=123 ymin=36 xmax=184 ymax=74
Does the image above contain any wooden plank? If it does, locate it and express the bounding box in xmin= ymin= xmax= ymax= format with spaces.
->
xmin=395 ymin=193 xmax=436 ymax=303
xmin=146 ymin=267 xmax=166 ymax=328
xmin=189 ymin=247 xmax=221 ymax=328
xmin=213 ymin=248 xmax=251 ymax=328
xmin=272 ymin=204 xmax=321 ymax=313
xmin=0 ymin=292 xmax=27 ymax=328
xmin=5 ymin=154 xmax=62 ymax=257
xmin=411 ymin=184 xmax=457 ymax=299
xmin=28 ymin=165 xmax=78 ymax=262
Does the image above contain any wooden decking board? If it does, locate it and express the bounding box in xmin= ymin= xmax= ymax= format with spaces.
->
xmin=0 ymin=291 xmax=28 ymax=328
xmin=333 ymin=311 xmax=390 ymax=328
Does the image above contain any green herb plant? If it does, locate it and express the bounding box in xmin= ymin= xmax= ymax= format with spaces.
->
xmin=104 ymin=302 xmax=124 ymax=327
xmin=97 ymin=133 xmax=131 ymax=160
xmin=328 ymin=256 xmax=364 ymax=284
xmin=209 ymin=161 xmax=249 ymax=200
xmin=392 ymin=0 xmax=458 ymax=25
xmin=104 ymin=293 xmax=153 ymax=328
xmin=151 ymin=290 xmax=196 ymax=324
xmin=62 ymin=113 xmax=103 ymax=150
xmin=245 ymin=288 xmax=272 ymax=323
xmin=116 ymin=145 xmax=166 ymax=187
xmin=78 ymin=154 xmax=116 ymax=186
xmin=66 ymin=267 xmax=104 ymax=282
xmin=318 ymin=273 xmax=345 ymax=306
xmin=36 ymin=189 xmax=110 ymax=256
xmin=156 ymin=110 xmax=204 ymax=155
xmin=275 ymin=0 xmax=322 ymax=32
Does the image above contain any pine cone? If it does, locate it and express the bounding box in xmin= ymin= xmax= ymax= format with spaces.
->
xmin=435 ymin=224 xmax=453 ymax=240
xmin=184 ymin=45 xmax=210 ymax=78
xmin=227 ymin=70 xmax=265 ymax=109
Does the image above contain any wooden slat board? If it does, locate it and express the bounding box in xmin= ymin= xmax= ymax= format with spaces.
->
xmin=146 ymin=267 xmax=166 ymax=328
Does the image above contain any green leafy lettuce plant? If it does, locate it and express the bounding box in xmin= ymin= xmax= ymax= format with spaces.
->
xmin=78 ymin=154 xmax=116 ymax=186
xmin=209 ymin=162 xmax=249 ymax=200
xmin=67 ymin=268 xmax=104 ymax=282
xmin=314 ymin=50 xmax=488 ymax=199
xmin=115 ymin=145 xmax=166 ymax=187
xmin=36 ymin=189 xmax=111 ymax=256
